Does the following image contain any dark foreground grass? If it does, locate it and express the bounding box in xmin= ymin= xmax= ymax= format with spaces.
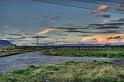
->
xmin=0 ymin=61 xmax=124 ymax=82
xmin=43 ymin=47 xmax=124 ymax=58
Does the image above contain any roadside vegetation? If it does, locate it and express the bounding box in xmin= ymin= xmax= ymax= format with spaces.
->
xmin=0 ymin=47 xmax=38 ymax=57
xmin=43 ymin=46 xmax=124 ymax=58
xmin=0 ymin=61 xmax=124 ymax=82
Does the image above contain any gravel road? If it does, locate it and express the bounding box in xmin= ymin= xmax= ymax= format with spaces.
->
xmin=0 ymin=51 xmax=124 ymax=73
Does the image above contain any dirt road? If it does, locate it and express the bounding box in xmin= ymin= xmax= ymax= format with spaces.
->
xmin=0 ymin=51 xmax=124 ymax=73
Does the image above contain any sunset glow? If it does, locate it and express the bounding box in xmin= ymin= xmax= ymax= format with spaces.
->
xmin=0 ymin=0 xmax=124 ymax=46
xmin=36 ymin=27 xmax=57 ymax=35
xmin=92 ymin=5 xmax=110 ymax=13
xmin=81 ymin=34 xmax=124 ymax=44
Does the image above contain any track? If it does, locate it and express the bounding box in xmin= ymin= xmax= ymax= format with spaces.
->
xmin=0 ymin=51 xmax=124 ymax=73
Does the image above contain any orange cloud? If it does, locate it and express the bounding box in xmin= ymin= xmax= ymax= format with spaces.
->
xmin=92 ymin=5 xmax=110 ymax=14
xmin=80 ymin=34 xmax=124 ymax=44
xmin=36 ymin=27 xmax=57 ymax=35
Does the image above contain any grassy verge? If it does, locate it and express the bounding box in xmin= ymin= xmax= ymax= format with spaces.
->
xmin=0 ymin=61 xmax=124 ymax=82
xmin=0 ymin=47 xmax=37 ymax=57
xmin=43 ymin=47 xmax=124 ymax=58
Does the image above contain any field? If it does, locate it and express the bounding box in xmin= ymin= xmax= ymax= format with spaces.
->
xmin=1 ymin=46 xmax=124 ymax=58
xmin=0 ymin=46 xmax=38 ymax=57
xmin=0 ymin=46 xmax=124 ymax=82
xmin=43 ymin=46 xmax=124 ymax=58
xmin=0 ymin=61 xmax=124 ymax=82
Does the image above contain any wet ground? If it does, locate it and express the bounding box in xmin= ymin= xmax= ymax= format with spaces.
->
xmin=0 ymin=51 xmax=124 ymax=73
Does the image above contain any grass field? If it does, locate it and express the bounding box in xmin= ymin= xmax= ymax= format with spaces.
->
xmin=0 ymin=47 xmax=38 ymax=57
xmin=1 ymin=46 xmax=124 ymax=58
xmin=43 ymin=46 xmax=124 ymax=58
xmin=0 ymin=61 xmax=124 ymax=82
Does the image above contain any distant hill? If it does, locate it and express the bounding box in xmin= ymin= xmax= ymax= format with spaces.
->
xmin=0 ymin=40 xmax=15 ymax=47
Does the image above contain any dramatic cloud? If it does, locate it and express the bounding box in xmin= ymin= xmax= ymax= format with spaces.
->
xmin=97 ymin=14 xmax=111 ymax=18
xmin=107 ymin=36 xmax=122 ymax=39
xmin=36 ymin=27 xmax=57 ymax=35
xmin=55 ymin=27 xmax=86 ymax=30
xmin=93 ymin=25 xmax=121 ymax=29
xmin=116 ymin=2 xmax=124 ymax=10
xmin=8 ymin=33 xmax=22 ymax=36
xmin=64 ymin=30 xmax=121 ymax=34
xmin=92 ymin=5 xmax=110 ymax=14
xmin=87 ymin=18 xmax=124 ymax=30
xmin=32 ymin=36 xmax=50 ymax=38
xmin=5 ymin=36 xmax=26 ymax=40
xmin=65 ymin=30 xmax=83 ymax=33
xmin=80 ymin=34 xmax=124 ymax=44
xmin=103 ymin=30 xmax=121 ymax=33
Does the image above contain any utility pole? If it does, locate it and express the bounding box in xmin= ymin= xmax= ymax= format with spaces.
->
xmin=36 ymin=35 xmax=39 ymax=50
xmin=37 ymin=35 xmax=39 ymax=46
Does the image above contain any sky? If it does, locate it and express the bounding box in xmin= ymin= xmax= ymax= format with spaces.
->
xmin=0 ymin=0 xmax=124 ymax=45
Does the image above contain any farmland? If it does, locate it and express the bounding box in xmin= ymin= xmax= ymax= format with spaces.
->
xmin=1 ymin=46 xmax=124 ymax=58
xmin=43 ymin=46 xmax=124 ymax=58
xmin=0 ymin=46 xmax=124 ymax=82
xmin=0 ymin=46 xmax=38 ymax=57
xmin=0 ymin=61 xmax=124 ymax=82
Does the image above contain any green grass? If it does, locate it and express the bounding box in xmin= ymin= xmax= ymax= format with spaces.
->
xmin=43 ymin=47 xmax=124 ymax=58
xmin=0 ymin=47 xmax=37 ymax=57
xmin=0 ymin=61 xmax=124 ymax=82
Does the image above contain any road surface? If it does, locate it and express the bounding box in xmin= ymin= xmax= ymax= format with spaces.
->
xmin=0 ymin=51 xmax=124 ymax=73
